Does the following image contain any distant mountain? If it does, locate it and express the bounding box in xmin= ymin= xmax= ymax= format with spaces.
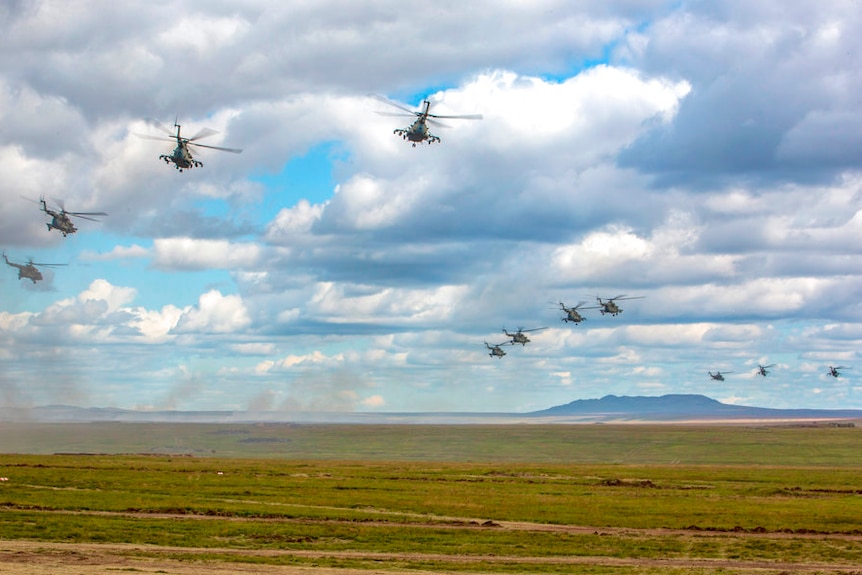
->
xmin=1 ymin=395 xmax=860 ymax=424
xmin=529 ymin=394 xmax=862 ymax=421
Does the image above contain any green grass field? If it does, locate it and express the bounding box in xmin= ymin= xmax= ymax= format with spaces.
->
xmin=1 ymin=422 xmax=861 ymax=574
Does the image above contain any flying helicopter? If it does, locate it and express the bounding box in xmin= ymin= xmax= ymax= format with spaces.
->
xmin=708 ymin=371 xmax=733 ymax=381
xmin=502 ymin=327 xmax=547 ymax=346
xmin=555 ymin=301 xmax=598 ymax=324
xmin=35 ymin=198 xmax=107 ymax=237
xmin=485 ymin=341 xmax=511 ymax=358
xmin=138 ymin=119 xmax=242 ymax=172
xmin=3 ymin=252 xmax=66 ymax=283
xmin=596 ymin=295 xmax=645 ymax=316
xmin=828 ymin=366 xmax=849 ymax=378
xmin=756 ymin=363 xmax=776 ymax=377
xmin=372 ymin=95 xmax=482 ymax=147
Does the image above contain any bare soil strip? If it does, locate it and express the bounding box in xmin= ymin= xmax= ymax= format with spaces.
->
xmin=2 ymin=539 xmax=862 ymax=575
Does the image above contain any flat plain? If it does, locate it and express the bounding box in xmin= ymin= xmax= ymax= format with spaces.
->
xmin=1 ymin=421 xmax=861 ymax=574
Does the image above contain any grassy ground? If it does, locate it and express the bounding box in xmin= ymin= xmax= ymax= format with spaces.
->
xmin=1 ymin=423 xmax=861 ymax=573
xmin=2 ymin=421 xmax=861 ymax=464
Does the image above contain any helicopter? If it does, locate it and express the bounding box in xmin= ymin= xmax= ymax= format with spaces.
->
xmin=485 ymin=341 xmax=511 ymax=358
xmin=3 ymin=252 xmax=66 ymax=283
xmin=708 ymin=370 xmax=733 ymax=381
xmin=555 ymin=301 xmax=597 ymax=324
xmin=596 ymin=295 xmax=645 ymax=316
xmin=138 ymin=119 xmax=242 ymax=172
xmin=756 ymin=363 xmax=776 ymax=377
xmin=36 ymin=198 xmax=107 ymax=237
xmin=372 ymin=96 xmax=482 ymax=147
xmin=828 ymin=366 xmax=849 ymax=378
xmin=502 ymin=327 xmax=547 ymax=346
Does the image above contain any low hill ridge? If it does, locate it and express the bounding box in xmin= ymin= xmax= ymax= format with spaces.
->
xmin=2 ymin=395 xmax=861 ymax=423
xmin=529 ymin=393 xmax=862 ymax=420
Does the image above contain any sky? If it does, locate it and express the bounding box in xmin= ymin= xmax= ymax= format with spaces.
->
xmin=2 ymin=0 xmax=862 ymax=414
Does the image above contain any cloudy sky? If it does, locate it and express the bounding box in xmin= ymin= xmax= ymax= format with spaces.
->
xmin=2 ymin=0 xmax=862 ymax=414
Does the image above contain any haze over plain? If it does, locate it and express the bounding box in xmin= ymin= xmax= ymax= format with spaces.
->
xmin=2 ymin=1 xmax=862 ymax=413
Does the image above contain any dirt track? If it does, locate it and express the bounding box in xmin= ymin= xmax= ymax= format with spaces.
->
xmin=3 ymin=539 xmax=862 ymax=574
xmin=4 ymin=512 xmax=862 ymax=575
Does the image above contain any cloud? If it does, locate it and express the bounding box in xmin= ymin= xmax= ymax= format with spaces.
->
xmin=80 ymin=244 xmax=150 ymax=261
xmin=153 ymin=238 xmax=262 ymax=271
xmin=172 ymin=290 xmax=251 ymax=334
xmin=618 ymin=0 xmax=862 ymax=185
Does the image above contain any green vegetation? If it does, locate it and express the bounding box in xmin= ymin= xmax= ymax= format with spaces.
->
xmin=0 ymin=423 xmax=861 ymax=573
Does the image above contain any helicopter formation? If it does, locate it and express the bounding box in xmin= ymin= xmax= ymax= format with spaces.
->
xmin=484 ymin=296 xmax=646 ymax=358
xmin=705 ymin=364 xmax=850 ymax=380
xmin=5 ymin=99 xmax=855 ymax=387
xmin=4 ymin=198 xmax=108 ymax=285
xmin=7 ymin=100 xmax=477 ymax=286
xmin=8 ymin=117 xmax=245 ymax=284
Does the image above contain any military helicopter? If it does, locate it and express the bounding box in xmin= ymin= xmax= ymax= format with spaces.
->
xmin=485 ymin=341 xmax=511 ymax=358
xmin=596 ymin=295 xmax=645 ymax=316
xmin=756 ymin=363 xmax=776 ymax=377
xmin=708 ymin=371 xmax=733 ymax=381
xmin=3 ymin=252 xmax=65 ymax=283
xmin=372 ymin=95 xmax=482 ymax=147
xmin=139 ymin=119 xmax=242 ymax=172
xmin=502 ymin=327 xmax=547 ymax=346
xmin=555 ymin=301 xmax=597 ymax=324
xmin=35 ymin=198 xmax=107 ymax=237
xmin=828 ymin=366 xmax=849 ymax=378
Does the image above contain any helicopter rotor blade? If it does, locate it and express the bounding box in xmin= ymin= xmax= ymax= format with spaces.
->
xmin=187 ymin=127 xmax=219 ymax=142
xmin=135 ymin=133 xmax=177 ymax=143
xmin=374 ymin=111 xmax=418 ymax=118
xmin=144 ymin=118 xmax=176 ymax=136
xmin=188 ymin=142 xmax=243 ymax=154
xmin=426 ymin=117 xmax=452 ymax=129
xmin=368 ymin=94 xmax=419 ymax=115
xmin=31 ymin=262 xmax=68 ymax=267
xmin=67 ymin=211 xmax=108 ymax=221
xmin=427 ymin=113 xmax=483 ymax=120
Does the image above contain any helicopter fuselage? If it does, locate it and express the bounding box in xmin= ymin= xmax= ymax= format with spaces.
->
xmin=161 ymin=142 xmax=202 ymax=171
xmin=600 ymin=302 xmax=621 ymax=315
xmin=504 ymin=331 xmax=530 ymax=345
xmin=48 ymin=213 xmax=76 ymax=236
xmin=395 ymin=117 xmax=439 ymax=146
xmin=18 ymin=264 xmax=42 ymax=283
xmin=4 ymin=258 xmax=43 ymax=283
xmin=563 ymin=309 xmax=584 ymax=323
xmin=486 ymin=343 xmax=507 ymax=358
